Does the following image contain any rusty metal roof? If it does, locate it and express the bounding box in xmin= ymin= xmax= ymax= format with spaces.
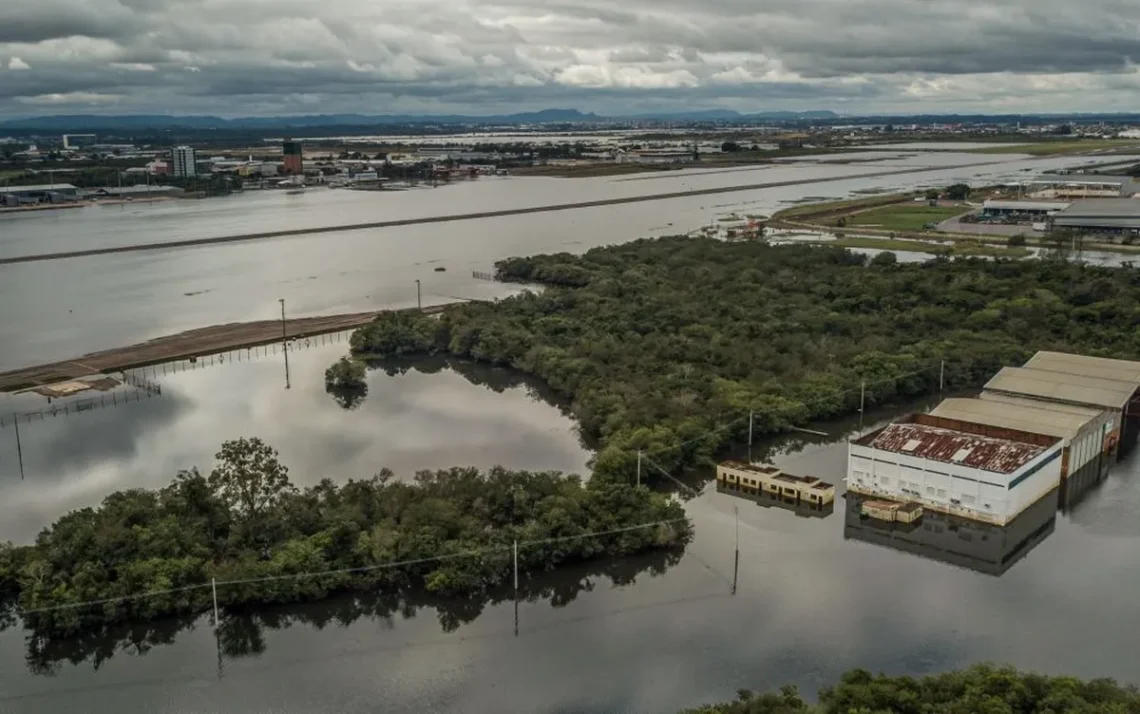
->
xmin=856 ymin=422 xmax=1049 ymax=475
xmin=1025 ymin=351 xmax=1140 ymax=385
xmin=983 ymin=366 xmax=1136 ymax=410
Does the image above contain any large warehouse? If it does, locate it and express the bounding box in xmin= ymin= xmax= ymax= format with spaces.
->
xmin=982 ymin=366 xmax=1140 ymax=455
xmin=848 ymin=413 xmax=1064 ymax=526
xmin=1047 ymin=198 xmax=1140 ymax=237
xmin=846 ymin=350 xmax=1140 ymax=526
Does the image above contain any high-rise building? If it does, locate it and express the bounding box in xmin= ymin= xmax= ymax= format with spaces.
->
xmin=172 ymin=146 xmax=197 ymax=177
xmin=283 ymin=139 xmax=303 ymax=175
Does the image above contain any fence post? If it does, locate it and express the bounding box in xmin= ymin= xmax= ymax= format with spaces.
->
xmin=212 ymin=577 xmax=219 ymax=628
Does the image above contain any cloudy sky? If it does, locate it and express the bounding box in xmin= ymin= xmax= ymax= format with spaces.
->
xmin=2 ymin=0 xmax=1140 ymax=117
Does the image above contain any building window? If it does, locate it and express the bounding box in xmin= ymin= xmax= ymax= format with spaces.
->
xmin=937 ymin=489 xmax=947 ymax=499
xmin=926 ymin=486 xmax=935 ymax=495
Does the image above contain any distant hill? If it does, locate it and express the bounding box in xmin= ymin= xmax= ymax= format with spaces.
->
xmin=0 ymin=109 xmax=607 ymax=131
xmin=0 ymin=108 xmax=845 ymax=132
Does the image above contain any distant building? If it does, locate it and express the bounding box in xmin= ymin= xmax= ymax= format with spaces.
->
xmin=283 ymin=139 xmax=303 ymax=175
xmin=1047 ymin=198 xmax=1140 ymax=237
xmin=62 ymin=134 xmax=97 ymax=150
xmin=146 ymin=160 xmax=170 ymax=176
xmin=172 ymin=146 xmax=197 ymax=178
xmin=0 ymin=183 xmax=79 ymax=206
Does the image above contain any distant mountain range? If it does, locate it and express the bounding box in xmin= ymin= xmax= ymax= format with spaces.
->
xmin=0 ymin=108 xmax=839 ymax=131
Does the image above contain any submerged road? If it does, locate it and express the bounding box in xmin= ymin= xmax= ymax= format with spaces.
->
xmin=0 ymin=159 xmax=1018 ymax=266
xmin=0 ymin=304 xmax=457 ymax=393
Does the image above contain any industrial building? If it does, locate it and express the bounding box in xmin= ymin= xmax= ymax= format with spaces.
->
xmin=172 ymin=146 xmax=197 ymax=178
xmin=982 ymin=367 xmax=1140 ymax=456
xmin=1047 ymin=198 xmax=1140 ymax=237
xmin=848 ymin=414 xmax=1064 ymax=526
xmin=0 ymin=183 xmax=79 ymax=206
xmin=843 ymin=488 xmax=1057 ymax=576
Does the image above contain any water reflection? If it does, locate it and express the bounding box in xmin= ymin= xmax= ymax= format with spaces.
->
xmin=10 ymin=548 xmax=684 ymax=679
xmin=0 ymin=343 xmax=591 ymax=545
xmin=716 ymin=482 xmax=835 ymax=519
xmin=843 ymin=491 xmax=1057 ymax=577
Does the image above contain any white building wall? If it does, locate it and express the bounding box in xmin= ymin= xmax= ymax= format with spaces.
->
xmin=848 ymin=442 xmax=1063 ymax=525
xmin=1007 ymin=449 xmax=1063 ymax=516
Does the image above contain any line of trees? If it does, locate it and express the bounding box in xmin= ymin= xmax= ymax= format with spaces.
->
xmin=680 ymin=664 xmax=1140 ymax=713
xmin=348 ymin=238 xmax=1140 ymax=488
xmin=1 ymin=437 xmax=689 ymax=636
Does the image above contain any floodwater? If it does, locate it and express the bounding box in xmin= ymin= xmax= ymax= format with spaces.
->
xmin=0 ymin=151 xmax=1130 ymax=372
xmin=3 ymin=151 xmax=1140 ymax=711
xmin=0 ymin=342 xmax=591 ymax=545
xmin=2 ymin=386 xmax=1138 ymax=712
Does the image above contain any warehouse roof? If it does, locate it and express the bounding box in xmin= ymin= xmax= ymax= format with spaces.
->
xmin=854 ymin=422 xmax=1050 ymax=475
xmin=983 ymin=367 xmax=1137 ymax=410
xmin=1052 ymin=198 xmax=1140 ymax=218
xmin=0 ymin=183 xmax=77 ymax=193
xmin=930 ymin=397 xmax=1098 ymax=441
xmin=983 ymin=200 xmax=1071 ymax=212
xmin=1025 ymin=350 xmax=1140 ymax=384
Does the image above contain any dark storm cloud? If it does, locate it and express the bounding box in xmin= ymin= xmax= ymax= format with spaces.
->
xmin=0 ymin=0 xmax=1138 ymax=114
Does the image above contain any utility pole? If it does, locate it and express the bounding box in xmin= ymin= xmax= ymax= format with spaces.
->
xmin=859 ymin=380 xmax=866 ymax=430
xmin=13 ymin=413 xmax=24 ymax=480
xmin=415 ymin=279 xmax=422 ymax=311
xmin=636 ymin=450 xmax=642 ymax=487
xmin=939 ymin=360 xmax=945 ymax=393
xmin=748 ymin=410 xmax=754 ymax=463
xmin=731 ymin=505 xmax=739 ymax=596
xmin=279 ymin=298 xmax=290 ymax=389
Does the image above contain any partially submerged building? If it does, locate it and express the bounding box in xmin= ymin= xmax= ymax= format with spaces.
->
xmin=716 ymin=462 xmax=836 ymax=508
xmin=848 ymin=413 xmax=1063 ymax=526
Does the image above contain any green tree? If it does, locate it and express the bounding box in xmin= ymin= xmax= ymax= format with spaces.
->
xmin=944 ymin=183 xmax=971 ymax=200
xmin=208 ymin=438 xmax=293 ymax=531
xmin=1007 ymin=234 xmax=1027 ymax=247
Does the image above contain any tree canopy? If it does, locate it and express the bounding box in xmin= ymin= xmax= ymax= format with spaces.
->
xmin=680 ymin=664 xmax=1140 ymax=713
xmin=2 ymin=439 xmax=689 ymax=636
xmin=349 ymin=238 xmax=1140 ymax=486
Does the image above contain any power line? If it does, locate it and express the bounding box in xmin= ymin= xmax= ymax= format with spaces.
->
xmin=11 ymin=518 xmax=687 ymax=619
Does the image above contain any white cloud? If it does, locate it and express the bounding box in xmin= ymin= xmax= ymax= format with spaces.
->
xmin=7 ymin=56 xmax=29 ymax=70
xmin=110 ymin=62 xmax=157 ymax=72
xmin=17 ymin=91 xmax=125 ymax=105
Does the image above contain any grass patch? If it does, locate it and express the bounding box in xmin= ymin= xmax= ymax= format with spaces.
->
xmin=774 ymin=193 xmax=910 ymax=219
xmin=846 ymin=204 xmax=971 ymax=232
xmin=969 ymin=139 xmax=1140 ymax=156
xmin=829 ymin=236 xmax=1030 ymax=258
